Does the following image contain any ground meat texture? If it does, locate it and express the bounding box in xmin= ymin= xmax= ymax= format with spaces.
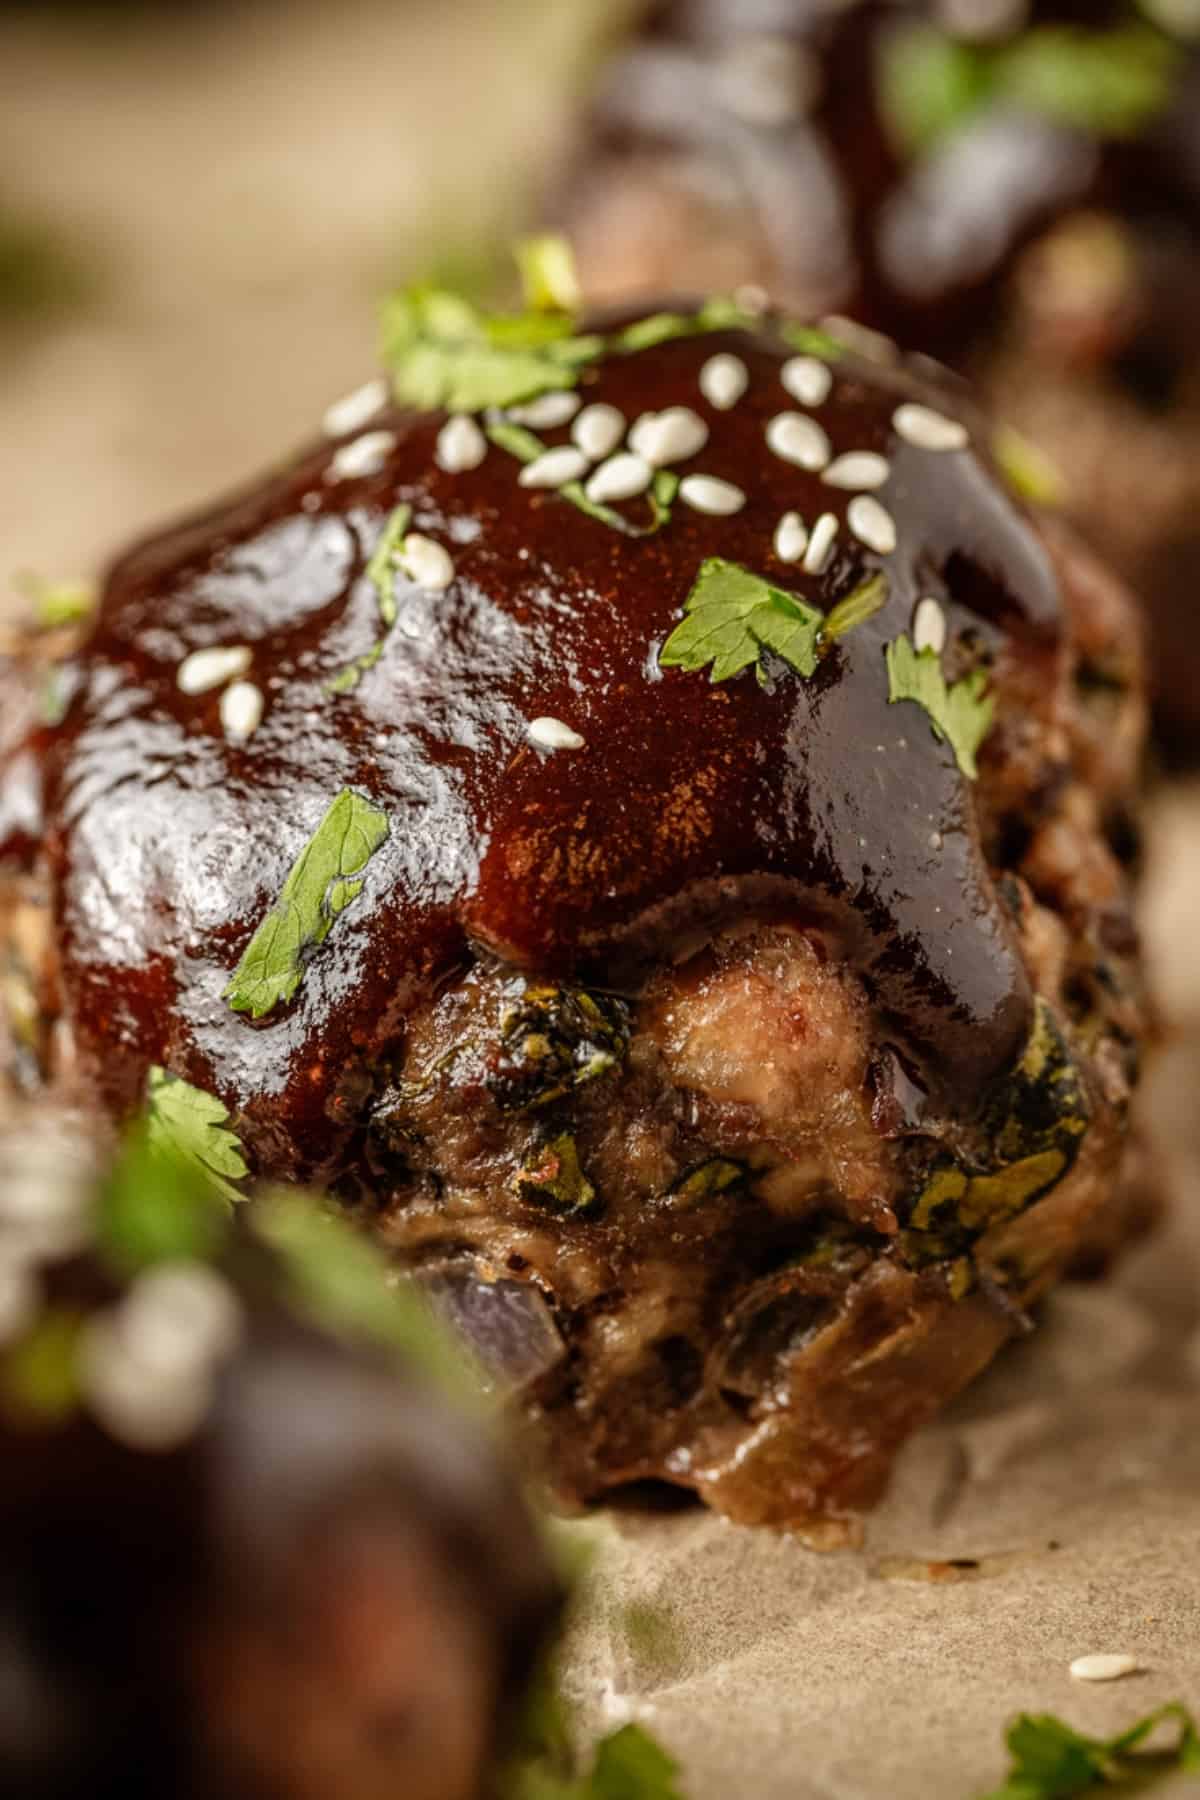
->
xmin=0 ymin=1116 xmax=560 ymax=1800
xmin=555 ymin=0 xmax=1200 ymax=750
xmin=0 ymin=297 xmax=1147 ymax=1534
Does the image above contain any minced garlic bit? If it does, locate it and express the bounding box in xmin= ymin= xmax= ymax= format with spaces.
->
xmin=1069 ymin=1654 xmax=1141 ymax=1683
xmin=177 ymin=645 xmax=252 ymax=696
xmin=528 ymin=716 xmax=585 ymax=751
xmin=322 ymin=377 xmax=388 ymax=439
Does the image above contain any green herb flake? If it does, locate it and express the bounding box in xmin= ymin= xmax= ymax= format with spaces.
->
xmin=16 ymin=572 xmax=97 ymax=630
xmin=997 ymin=25 xmax=1181 ymax=139
xmin=660 ymin=557 xmax=825 ymax=686
xmin=516 ymin=234 xmax=582 ymax=315
xmin=97 ymin=1126 xmax=232 ymax=1275
xmin=993 ymin=424 xmax=1066 ymax=508
xmin=614 ymin=296 xmax=757 ymax=354
xmin=145 ymin=1066 xmax=249 ymax=1203
xmin=1 ymin=1308 xmax=83 ymax=1426
xmin=780 ymin=322 xmax=846 ymax=361
xmin=885 ymin=632 xmax=994 ymax=780
xmin=590 ymin=1726 xmax=685 ymax=1800
xmin=489 ymin=422 xmax=674 ymax=538
xmin=877 ymin=21 xmax=992 ymax=155
xmin=364 ymin=501 xmax=412 ymax=629
xmin=380 ymin=276 xmax=601 ymax=415
xmin=823 ymin=572 xmax=888 ymax=642
xmin=980 ymin=1702 xmax=1200 ymax=1799
xmin=225 ymin=788 xmax=390 ymax=1019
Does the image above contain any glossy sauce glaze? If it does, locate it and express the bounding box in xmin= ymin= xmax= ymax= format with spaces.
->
xmin=13 ymin=318 xmax=1064 ymax=1176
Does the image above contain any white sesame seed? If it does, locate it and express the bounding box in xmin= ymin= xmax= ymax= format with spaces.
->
xmin=781 ymin=355 xmax=833 ymax=408
xmin=848 ymin=495 xmax=898 ymax=555
xmin=1069 ymin=1654 xmax=1141 ymax=1683
xmin=398 ymin=534 xmax=455 ymax=591
xmin=220 ymin=680 xmax=264 ymax=743
xmin=586 ymin=452 xmax=653 ymax=504
xmin=893 ymin=402 xmax=970 ymax=452
xmin=122 ymin=1262 xmax=244 ymax=1379
xmin=628 ymin=406 xmax=709 ymax=467
xmin=679 ymin=474 xmax=747 ymax=516
xmin=700 ymin=353 xmax=750 ymax=411
xmin=519 ymin=446 xmax=591 ymax=489
xmin=436 ymin=413 xmax=487 ymax=473
xmin=766 ymin=411 xmax=831 ymax=471
xmin=913 ymin=596 xmax=947 ymax=655
xmin=327 ymin=430 xmax=397 ymax=482
xmin=528 ymin=716 xmax=585 ymax=751
xmin=572 ymin=403 xmax=626 ymax=461
xmin=0 ymin=1260 xmax=39 ymax=1346
xmin=823 ymin=451 xmax=891 ymax=490
xmin=506 ymin=392 xmax=581 ymax=429
xmin=177 ymin=645 xmax=252 ymax=696
xmin=774 ymin=511 xmax=809 ymax=562
xmin=804 ymin=512 xmax=838 ymax=573
xmin=322 ymin=377 xmax=388 ymax=439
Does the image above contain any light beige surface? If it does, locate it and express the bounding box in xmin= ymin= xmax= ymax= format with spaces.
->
xmin=3 ymin=6 xmax=1199 ymax=1796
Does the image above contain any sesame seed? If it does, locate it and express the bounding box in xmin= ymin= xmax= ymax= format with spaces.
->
xmin=572 ymin=403 xmax=626 ymax=461
xmin=322 ymin=377 xmax=388 ymax=439
xmin=781 ymin=355 xmax=833 ymax=408
xmin=436 ymin=413 xmax=487 ymax=472
xmin=629 ymin=406 xmax=709 ymax=467
xmin=327 ymin=430 xmax=396 ymax=482
xmin=519 ymin=446 xmax=591 ymax=489
xmin=528 ymin=716 xmax=585 ymax=751
xmin=398 ymin=534 xmax=455 ymax=591
xmin=177 ymin=645 xmax=252 ymax=696
xmin=679 ymin=474 xmax=746 ymax=516
xmin=804 ymin=512 xmax=838 ymax=573
xmin=913 ymin=596 xmax=947 ymax=655
xmin=586 ymin=452 xmax=653 ymax=504
xmin=700 ymin=353 xmax=750 ymax=411
xmin=1069 ymin=1654 xmax=1140 ymax=1683
xmin=506 ymin=391 xmax=582 ymax=429
xmin=0 ymin=1260 xmax=39 ymax=1346
xmin=848 ymin=495 xmax=897 ymax=555
xmin=220 ymin=680 xmax=264 ymax=743
xmin=766 ymin=411 xmax=831 ymax=471
xmin=823 ymin=451 xmax=891 ymax=490
xmin=893 ymin=402 xmax=969 ymax=452
xmin=774 ymin=511 xmax=809 ymax=562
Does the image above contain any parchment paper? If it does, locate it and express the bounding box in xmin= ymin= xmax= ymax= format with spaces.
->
xmin=552 ymin=791 xmax=1200 ymax=1798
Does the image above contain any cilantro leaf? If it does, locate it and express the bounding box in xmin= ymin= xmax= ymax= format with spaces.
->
xmin=780 ymin=321 xmax=846 ymax=360
xmin=516 ymin=234 xmax=582 ymax=314
xmin=329 ymin=503 xmax=414 ymax=693
xmin=981 ymin=1704 xmax=1200 ymax=1798
xmin=590 ymin=1726 xmax=685 ymax=1800
xmin=613 ymin=295 xmax=758 ymax=355
xmin=380 ymin=281 xmax=601 ymax=414
xmin=224 ymin=788 xmax=390 ymax=1019
xmin=885 ymin=632 xmax=994 ymax=780
xmin=659 ymin=558 xmax=826 ymax=686
xmin=487 ymin=423 xmax=676 ymax=537
xmin=824 ymin=572 xmax=888 ymax=641
xmin=145 ymin=1066 xmax=248 ymax=1202
xmin=877 ymin=21 xmax=994 ymax=155
xmin=97 ymin=1124 xmax=232 ymax=1274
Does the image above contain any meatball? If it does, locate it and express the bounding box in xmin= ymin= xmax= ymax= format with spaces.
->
xmin=556 ymin=0 xmax=1200 ymax=747
xmin=0 ymin=1113 xmax=560 ymax=1800
xmin=0 ymin=290 xmax=1147 ymax=1533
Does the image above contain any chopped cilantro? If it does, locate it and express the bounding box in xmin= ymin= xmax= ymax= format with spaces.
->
xmin=659 ymin=558 xmax=826 ymax=686
xmin=824 ymin=572 xmax=889 ymax=642
xmin=993 ymin=424 xmax=1066 ymax=508
xmin=487 ymin=422 xmax=674 ymax=537
xmin=613 ymin=295 xmax=757 ymax=355
xmin=516 ymin=234 xmax=582 ymax=315
xmin=885 ymin=632 xmax=994 ymax=780
xmin=328 ymin=503 xmax=413 ymax=692
xmin=380 ymin=275 xmax=601 ymax=414
xmin=780 ymin=322 xmax=846 ymax=360
xmin=145 ymin=1066 xmax=248 ymax=1203
xmin=97 ymin=1125 xmax=231 ymax=1275
xmin=981 ymin=1703 xmax=1200 ymax=1798
xmin=16 ymin=572 xmax=97 ymax=630
xmin=878 ymin=20 xmax=1180 ymax=156
xmin=224 ymin=788 xmax=390 ymax=1019
xmin=504 ymin=1672 xmax=686 ymax=1800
